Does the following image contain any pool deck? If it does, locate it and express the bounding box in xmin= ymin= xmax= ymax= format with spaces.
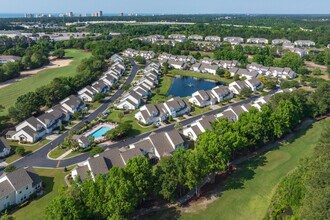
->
xmin=83 ymin=122 xmax=118 ymax=141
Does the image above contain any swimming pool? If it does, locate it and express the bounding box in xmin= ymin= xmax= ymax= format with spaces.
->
xmin=87 ymin=126 xmax=112 ymax=139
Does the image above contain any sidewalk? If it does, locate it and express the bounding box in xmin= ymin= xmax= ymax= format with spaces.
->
xmin=56 ymin=149 xmax=73 ymax=160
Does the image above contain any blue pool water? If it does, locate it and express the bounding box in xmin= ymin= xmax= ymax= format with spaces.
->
xmin=87 ymin=126 xmax=112 ymax=139
xmin=167 ymin=76 xmax=221 ymax=97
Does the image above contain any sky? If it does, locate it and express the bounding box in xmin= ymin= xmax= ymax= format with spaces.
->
xmin=1 ymin=0 xmax=330 ymax=14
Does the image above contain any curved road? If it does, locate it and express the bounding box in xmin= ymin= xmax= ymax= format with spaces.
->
xmin=1 ymin=58 xmax=138 ymax=171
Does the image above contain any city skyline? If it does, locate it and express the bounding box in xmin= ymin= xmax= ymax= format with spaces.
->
xmin=1 ymin=0 xmax=330 ymax=14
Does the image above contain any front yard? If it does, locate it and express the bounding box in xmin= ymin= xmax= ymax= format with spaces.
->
xmin=4 ymin=139 xmax=51 ymax=163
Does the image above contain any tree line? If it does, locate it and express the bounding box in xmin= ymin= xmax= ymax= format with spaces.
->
xmin=44 ymin=82 xmax=330 ymax=219
xmin=265 ymin=121 xmax=330 ymax=219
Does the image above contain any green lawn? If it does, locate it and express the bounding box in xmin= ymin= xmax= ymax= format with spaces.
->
xmin=0 ymin=49 xmax=91 ymax=115
xmin=48 ymin=147 xmax=67 ymax=159
xmin=149 ymin=120 xmax=328 ymax=220
xmin=12 ymin=167 xmax=72 ymax=220
xmin=5 ymin=139 xmax=50 ymax=163
xmin=180 ymin=120 xmax=327 ymax=220
xmin=107 ymin=109 xmax=154 ymax=137
xmin=169 ymin=70 xmax=233 ymax=84
xmin=150 ymin=76 xmax=174 ymax=104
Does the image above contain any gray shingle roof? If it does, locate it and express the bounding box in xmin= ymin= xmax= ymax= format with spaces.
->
xmin=2 ymin=167 xmax=37 ymax=190
xmin=0 ymin=180 xmax=15 ymax=198
xmin=75 ymin=165 xmax=91 ymax=181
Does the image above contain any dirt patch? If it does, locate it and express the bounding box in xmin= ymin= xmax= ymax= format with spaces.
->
xmin=0 ymin=59 xmax=73 ymax=89
xmin=304 ymin=61 xmax=327 ymax=71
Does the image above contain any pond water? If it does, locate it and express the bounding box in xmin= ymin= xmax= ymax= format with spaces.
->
xmin=166 ymin=76 xmax=220 ymax=97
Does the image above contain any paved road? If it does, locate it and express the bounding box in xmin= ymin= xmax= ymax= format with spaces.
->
xmin=1 ymin=58 xmax=138 ymax=171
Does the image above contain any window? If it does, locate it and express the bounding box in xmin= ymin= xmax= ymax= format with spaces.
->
xmin=19 ymin=191 xmax=22 ymax=194
xmin=26 ymin=186 xmax=28 ymax=190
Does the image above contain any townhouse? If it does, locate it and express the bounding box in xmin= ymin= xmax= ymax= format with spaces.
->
xmin=158 ymin=53 xmax=196 ymax=64
xmin=294 ymin=40 xmax=315 ymax=47
xmin=0 ymin=167 xmax=42 ymax=212
xmin=136 ymin=35 xmax=165 ymax=44
xmin=189 ymin=85 xmax=233 ymax=107
xmin=123 ymin=48 xmax=156 ymax=59
xmin=282 ymin=42 xmax=295 ymax=50
xmin=246 ymin=62 xmax=297 ymax=79
xmin=135 ymin=97 xmax=191 ymax=125
xmin=229 ymin=68 xmax=259 ymax=79
xmin=205 ymin=36 xmax=221 ymax=42
xmin=289 ymin=48 xmax=308 ymax=58
xmin=0 ymin=138 xmax=11 ymax=158
xmin=228 ymin=79 xmax=263 ymax=95
xmin=188 ymin=35 xmax=204 ymax=41
xmin=168 ymin=34 xmax=187 ymax=42
xmin=109 ymin=54 xmax=124 ymax=63
xmin=117 ymin=62 xmax=161 ymax=110
xmin=223 ymin=37 xmax=244 ymax=45
xmin=0 ymin=55 xmax=21 ymax=64
xmin=168 ymin=59 xmax=186 ymax=70
xmin=271 ymin=39 xmax=291 ymax=45
xmin=72 ymin=129 xmax=185 ymax=181
xmin=183 ymin=115 xmax=217 ymax=141
xmin=247 ymin=38 xmax=269 ymax=44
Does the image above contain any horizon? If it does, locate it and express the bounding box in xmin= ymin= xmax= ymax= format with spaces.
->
xmin=1 ymin=0 xmax=330 ymax=15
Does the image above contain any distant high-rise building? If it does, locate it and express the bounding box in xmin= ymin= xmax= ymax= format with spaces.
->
xmin=66 ymin=12 xmax=74 ymax=17
xmin=92 ymin=10 xmax=103 ymax=17
xmin=119 ymin=12 xmax=124 ymax=17
xmin=25 ymin=13 xmax=34 ymax=18
xmin=99 ymin=10 xmax=103 ymax=17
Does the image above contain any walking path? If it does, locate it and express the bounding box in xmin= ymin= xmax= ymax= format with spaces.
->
xmin=56 ymin=149 xmax=73 ymax=160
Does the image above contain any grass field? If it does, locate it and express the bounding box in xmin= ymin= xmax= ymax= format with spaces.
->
xmin=0 ymin=49 xmax=91 ymax=115
xmin=169 ymin=70 xmax=234 ymax=84
xmin=12 ymin=167 xmax=72 ymax=220
xmin=150 ymin=76 xmax=174 ymax=103
xmin=148 ymin=120 xmax=328 ymax=220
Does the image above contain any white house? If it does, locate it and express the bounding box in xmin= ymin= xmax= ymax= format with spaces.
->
xmin=228 ymin=81 xmax=250 ymax=95
xmin=247 ymin=38 xmax=269 ymax=44
xmin=0 ymin=137 xmax=11 ymax=158
xmin=272 ymin=39 xmax=291 ymax=45
xmin=168 ymin=60 xmax=185 ymax=70
xmin=78 ymin=86 xmax=97 ymax=102
xmin=205 ymin=36 xmax=221 ymax=42
xmin=245 ymin=78 xmax=263 ymax=91
xmin=188 ymin=35 xmax=204 ymax=41
xmin=73 ymin=135 xmax=91 ymax=148
xmin=0 ymin=167 xmax=42 ymax=212
xmin=223 ymin=37 xmax=244 ymax=45
xmin=294 ymin=40 xmax=315 ymax=47
xmin=183 ymin=115 xmax=217 ymax=141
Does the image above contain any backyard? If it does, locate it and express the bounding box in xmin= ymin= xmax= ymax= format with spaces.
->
xmin=145 ymin=120 xmax=328 ymax=220
xmin=169 ymin=70 xmax=234 ymax=84
xmin=12 ymin=167 xmax=72 ymax=220
xmin=150 ymin=76 xmax=174 ymax=103
xmin=0 ymin=49 xmax=91 ymax=115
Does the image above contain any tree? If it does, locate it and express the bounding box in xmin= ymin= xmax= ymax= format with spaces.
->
xmin=122 ymin=83 xmax=131 ymax=91
xmin=224 ymin=71 xmax=231 ymax=78
xmin=104 ymin=167 xmax=138 ymax=218
xmin=216 ymin=69 xmax=225 ymax=76
xmin=53 ymin=48 xmax=65 ymax=59
xmin=154 ymin=156 xmax=180 ymax=201
xmin=0 ymin=212 xmax=15 ymax=220
xmin=15 ymin=146 xmax=25 ymax=156
xmin=46 ymin=187 xmax=85 ymax=220
xmin=240 ymin=88 xmax=252 ymax=97
xmin=280 ymin=52 xmax=303 ymax=72
xmin=280 ymin=80 xmax=299 ymax=89
xmin=135 ymin=56 xmax=146 ymax=64
xmin=162 ymin=62 xmax=169 ymax=75
xmin=125 ymin=156 xmax=153 ymax=202
xmin=106 ymin=122 xmax=132 ymax=140
xmin=312 ymin=68 xmax=322 ymax=75
xmin=308 ymin=82 xmax=330 ymax=116
xmin=4 ymin=165 xmax=16 ymax=173
xmin=93 ymin=93 xmax=106 ymax=102
xmin=233 ymin=74 xmax=240 ymax=81
xmin=117 ymin=111 xmax=124 ymax=122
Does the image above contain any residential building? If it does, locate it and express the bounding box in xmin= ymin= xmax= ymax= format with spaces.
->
xmin=223 ymin=37 xmax=244 ymax=45
xmin=78 ymin=86 xmax=97 ymax=102
xmin=294 ymin=40 xmax=315 ymax=47
xmin=135 ymin=97 xmax=191 ymax=125
xmin=228 ymin=81 xmax=250 ymax=95
xmin=0 ymin=55 xmax=21 ymax=64
xmin=109 ymin=54 xmax=124 ymax=63
xmin=73 ymin=135 xmax=91 ymax=148
xmin=272 ymin=39 xmax=291 ymax=45
xmin=168 ymin=34 xmax=187 ymax=42
xmin=188 ymin=85 xmax=233 ymax=107
xmin=247 ymin=38 xmax=269 ymax=44
xmin=0 ymin=167 xmax=42 ymax=212
xmin=229 ymin=68 xmax=259 ymax=79
xmin=0 ymin=138 xmax=11 ymax=158
xmin=72 ymin=129 xmax=185 ymax=181
xmin=183 ymin=115 xmax=217 ymax=141
xmin=168 ymin=60 xmax=185 ymax=70
xmin=289 ymin=48 xmax=308 ymax=57
xmin=245 ymin=78 xmax=263 ymax=91
xmin=188 ymin=35 xmax=203 ymax=41
xmin=205 ymin=36 xmax=221 ymax=42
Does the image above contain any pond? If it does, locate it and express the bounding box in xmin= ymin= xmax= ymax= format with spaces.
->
xmin=166 ymin=76 xmax=220 ymax=97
